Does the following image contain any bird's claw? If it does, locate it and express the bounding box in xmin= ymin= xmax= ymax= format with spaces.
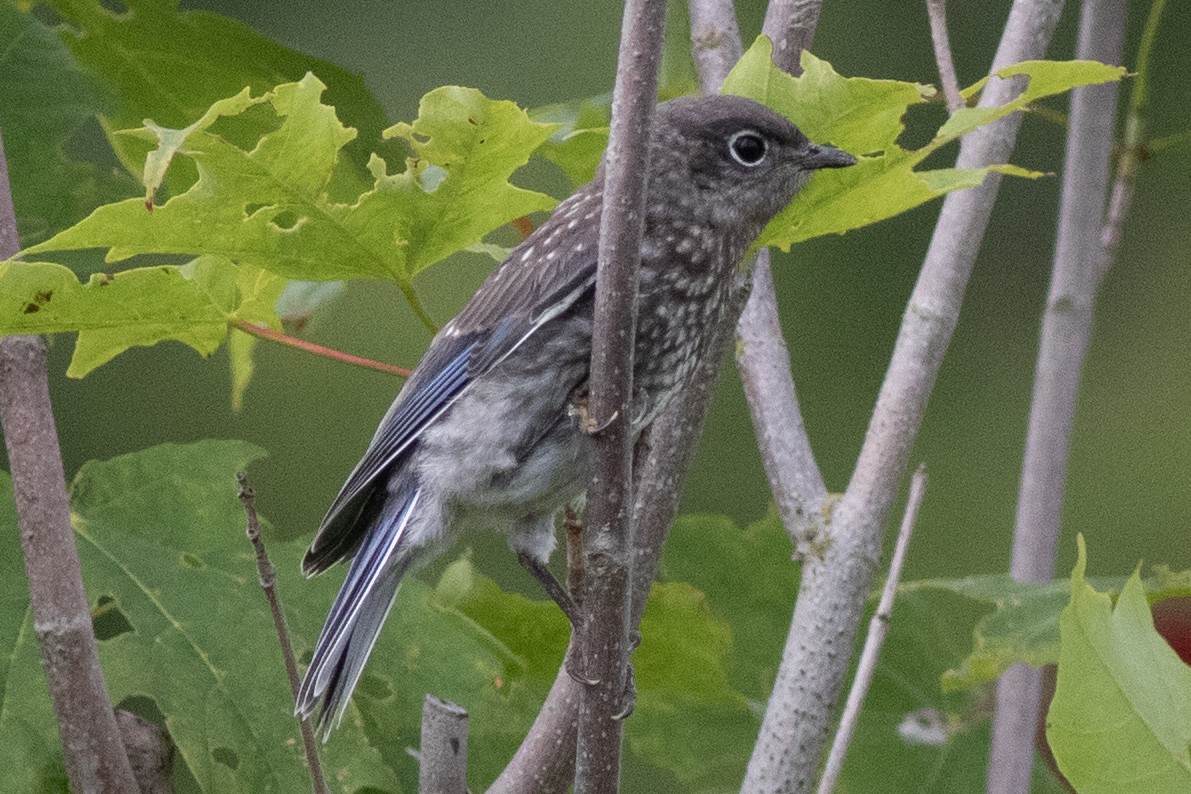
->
xmin=613 ymin=663 xmax=637 ymax=720
xmin=569 ymin=398 xmax=619 ymax=435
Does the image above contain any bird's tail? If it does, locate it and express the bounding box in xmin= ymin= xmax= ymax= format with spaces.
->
xmin=295 ymin=488 xmax=423 ymax=739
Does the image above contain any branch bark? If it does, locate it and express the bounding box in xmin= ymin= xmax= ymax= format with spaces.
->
xmin=419 ymin=695 xmax=469 ymax=794
xmin=0 ymin=127 xmax=140 ymax=792
xmin=743 ymin=0 xmax=1068 ymax=791
xmin=987 ymin=1 xmax=1126 ymax=791
xmin=926 ymin=0 xmax=965 ymax=112
xmin=574 ymin=1 xmax=668 ymax=791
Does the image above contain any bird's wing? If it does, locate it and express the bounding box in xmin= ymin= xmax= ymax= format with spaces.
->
xmin=303 ymin=188 xmax=601 ymax=575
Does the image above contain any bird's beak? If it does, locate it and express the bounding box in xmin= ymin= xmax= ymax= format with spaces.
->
xmin=802 ymin=144 xmax=858 ymax=170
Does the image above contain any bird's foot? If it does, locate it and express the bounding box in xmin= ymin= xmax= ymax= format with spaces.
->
xmin=568 ymin=398 xmax=618 ymax=435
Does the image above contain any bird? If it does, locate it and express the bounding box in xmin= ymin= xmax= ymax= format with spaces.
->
xmin=295 ymin=93 xmax=856 ymax=737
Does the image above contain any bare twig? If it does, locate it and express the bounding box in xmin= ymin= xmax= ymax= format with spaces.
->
xmin=1097 ymin=0 xmax=1166 ymax=284
xmin=419 ymin=695 xmax=469 ymax=794
xmin=574 ymin=1 xmax=668 ymax=790
xmin=926 ymin=0 xmax=965 ymax=112
xmin=0 ymin=126 xmax=140 ymax=794
xmin=237 ymin=473 xmax=330 ymax=794
xmin=988 ymin=1 xmax=1128 ymax=791
xmin=744 ymin=1 xmax=1068 ymax=791
xmin=231 ymin=319 xmax=412 ymax=378
xmin=817 ymin=464 xmax=927 ymax=794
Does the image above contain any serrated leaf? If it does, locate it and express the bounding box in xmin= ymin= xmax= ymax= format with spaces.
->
xmin=23 ymin=78 xmax=557 ymax=301
xmin=1047 ymin=537 xmax=1191 ymax=793
xmin=0 ymin=4 xmax=135 ymax=246
xmin=0 ymin=257 xmax=283 ymax=379
xmin=722 ymin=38 xmax=1124 ymax=248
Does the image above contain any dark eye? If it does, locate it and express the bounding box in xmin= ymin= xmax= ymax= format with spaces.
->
xmin=728 ymin=130 xmax=768 ymax=166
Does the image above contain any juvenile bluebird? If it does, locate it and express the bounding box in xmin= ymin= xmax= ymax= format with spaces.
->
xmin=296 ymin=94 xmax=855 ymax=736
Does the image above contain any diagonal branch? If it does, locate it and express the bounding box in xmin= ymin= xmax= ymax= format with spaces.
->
xmin=0 ymin=126 xmax=140 ymax=793
xmin=743 ymin=0 xmax=1068 ymax=791
xmin=574 ymin=0 xmax=668 ymax=791
xmin=987 ymin=1 xmax=1127 ymax=791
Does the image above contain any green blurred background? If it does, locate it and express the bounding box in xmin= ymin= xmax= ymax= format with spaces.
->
xmin=37 ymin=0 xmax=1191 ymax=591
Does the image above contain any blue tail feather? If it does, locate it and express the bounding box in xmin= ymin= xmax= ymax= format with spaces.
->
xmin=296 ymin=489 xmax=422 ymax=736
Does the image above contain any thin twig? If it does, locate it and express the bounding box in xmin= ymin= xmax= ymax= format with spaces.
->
xmin=988 ymin=1 xmax=1128 ymax=790
xmin=574 ymin=1 xmax=668 ymax=790
xmin=419 ymin=695 xmax=469 ymax=794
xmin=231 ymin=318 xmax=412 ymax=378
xmin=1097 ymin=0 xmax=1166 ymax=285
xmin=926 ymin=0 xmax=965 ymax=112
xmin=0 ymin=126 xmax=140 ymax=794
xmin=237 ymin=473 xmax=330 ymax=794
xmin=817 ymin=464 xmax=927 ymax=794
xmin=565 ymin=505 xmax=585 ymax=609
xmin=743 ymin=1 xmax=1068 ymax=791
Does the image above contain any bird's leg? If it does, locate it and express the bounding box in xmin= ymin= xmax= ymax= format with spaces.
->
xmin=516 ymin=550 xmax=583 ymax=625
xmin=514 ymin=550 xmax=598 ymax=685
xmin=613 ymin=630 xmax=642 ymax=720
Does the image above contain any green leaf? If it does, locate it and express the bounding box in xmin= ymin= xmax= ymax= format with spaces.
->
xmin=1046 ymin=537 xmax=1191 ymax=793
xmin=901 ymin=569 xmax=1191 ymax=692
xmin=65 ymin=441 xmax=399 ymax=793
xmin=37 ymin=0 xmax=392 ymax=194
xmin=0 ymin=4 xmax=135 ymax=245
xmin=23 ymin=78 xmax=557 ymax=301
xmin=0 ymin=257 xmax=284 ymax=379
xmin=721 ymin=38 xmax=1124 ymax=248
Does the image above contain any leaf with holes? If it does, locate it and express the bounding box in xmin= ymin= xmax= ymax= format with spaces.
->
xmin=0 ymin=257 xmax=284 ymax=380
xmin=22 ymin=77 xmax=557 ymax=319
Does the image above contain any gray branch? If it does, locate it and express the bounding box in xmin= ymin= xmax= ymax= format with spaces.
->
xmin=926 ymin=0 xmax=965 ymax=112
xmin=737 ymin=251 xmax=829 ymax=554
xmin=987 ymin=1 xmax=1126 ymax=791
xmin=574 ymin=0 xmax=668 ymax=791
xmin=0 ymin=128 xmax=140 ymax=793
xmin=743 ymin=0 xmax=1068 ymax=791
xmin=419 ymin=695 xmax=469 ymax=794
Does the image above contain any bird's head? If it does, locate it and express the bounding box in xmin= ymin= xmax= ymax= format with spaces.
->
xmin=645 ymin=94 xmax=856 ymax=234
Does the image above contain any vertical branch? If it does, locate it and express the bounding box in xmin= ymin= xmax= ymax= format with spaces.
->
xmin=987 ymin=1 xmax=1127 ymax=791
xmin=743 ymin=0 xmax=1068 ymax=791
xmin=927 ymin=0 xmax=965 ymax=112
xmin=419 ymin=695 xmax=469 ymax=794
xmin=237 ymin=473 xmax=330 ymax=794
xmin=574 ymin=0 xmax=668 ymax=791
xmin=0 ymin=128 xmax=140 ymax=793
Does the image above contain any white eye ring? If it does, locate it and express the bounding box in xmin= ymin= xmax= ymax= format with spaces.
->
xmin=728 ymin=130 xmax=768 ymax=167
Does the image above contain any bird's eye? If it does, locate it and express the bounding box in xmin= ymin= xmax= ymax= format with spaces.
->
xmin=728 ymin=130 xmax=768 ymax=167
